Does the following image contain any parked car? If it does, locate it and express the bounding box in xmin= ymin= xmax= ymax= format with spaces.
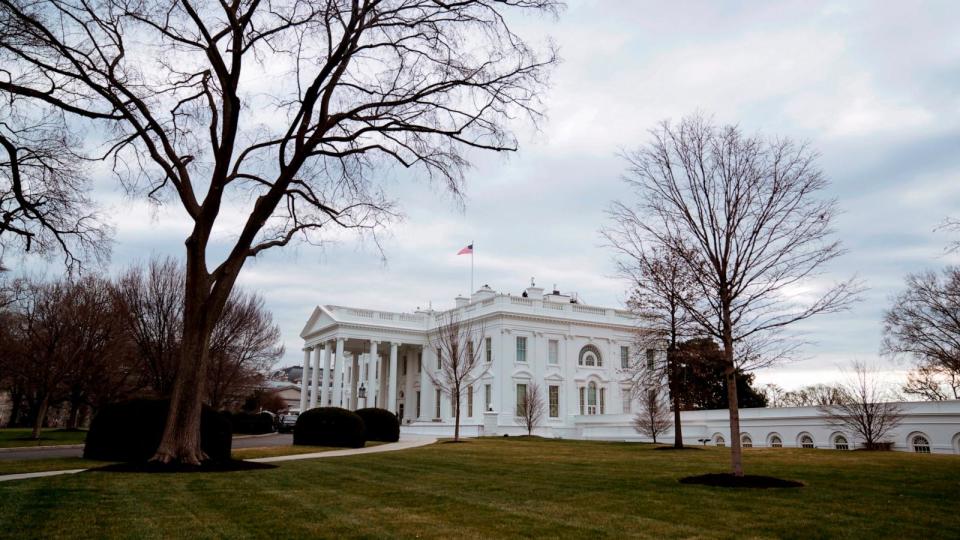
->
xmin=277 ymin=410 xmax=300 ymax=433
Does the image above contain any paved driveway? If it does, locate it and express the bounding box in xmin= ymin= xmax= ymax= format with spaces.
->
xmin=0 ymin=433 xmax=294 ymax=461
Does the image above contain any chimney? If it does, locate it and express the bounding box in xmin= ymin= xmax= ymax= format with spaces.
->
xmin=455 ymin=295 xmax=469 ymax=307
xmin=525 ymin=277 xmax=543 ymax=301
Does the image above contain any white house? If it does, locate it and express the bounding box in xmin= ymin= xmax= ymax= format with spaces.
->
xmin=299 ymin=282 xmax=960 ymax=454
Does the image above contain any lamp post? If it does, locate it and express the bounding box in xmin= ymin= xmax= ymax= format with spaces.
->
xmin=358 ymin=383 xmax=367 ymax=406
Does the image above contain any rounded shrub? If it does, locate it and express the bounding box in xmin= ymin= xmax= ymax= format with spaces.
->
xmin=84 ymin=398 xmax=232 ymax=462
xmin=355 ymin=408 xmax=400 ymax=442
xmin=294 ymin=407 xmax=366 ymax=448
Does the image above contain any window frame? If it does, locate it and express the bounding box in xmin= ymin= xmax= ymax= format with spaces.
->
xmin=467 ymin=385 xmax=474 ymax=417
xmin=548 ymin=385 xmax=559 ymax=418
xmin=516 ymin=336 xmax=527 ymax=363
xmin=620 ymin=346 xmax=629 ymax=369
xmin=548 ymin=339 xmax=559 ymax=365
xmin=516 ymin=383 xmax=527 ymax=416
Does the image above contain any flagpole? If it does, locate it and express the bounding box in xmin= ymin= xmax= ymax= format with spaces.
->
xmin=471 ymin=240 xmax=475 ymax=293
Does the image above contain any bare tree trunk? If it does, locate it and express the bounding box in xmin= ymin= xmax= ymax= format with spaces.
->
xmin=722 ymin=296 xmax=743 ymax=477
xmin=151 ymin=241 xmax=230 ymax=465
xmin=724 ymin=360 xmax=743 ymax=476
xmin=68 ymin=400 xmax=81 ymax=430
xmin=31 ymin=393 xmax=49 ymax=440
xmin=454 ymin=390 xmax=461 ymax=442
xmin=668 ymin=346 xmax=683 ymax=448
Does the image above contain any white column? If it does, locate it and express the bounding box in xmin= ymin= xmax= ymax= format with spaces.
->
xmin=309 ymin=346 xmax=321 ymax=409
xmin=404 ymin=351 xmax=415 ymax=422
xmin=320 ymin=343 xmax=331 ymax=407
xmin=350 ymin=354 xmax=359 ymax=410
xmin=299 ymin=347 xmax=311 ymax=411
xmin=333 ymin=338 xmax=346 ymax=407
xmin=367 ymin=340 xmax=378 ymax=408
xmin=420 ymin=347 xmax=431 ymax=420
xmin=388 ymin=342 xmax=399 ymax=413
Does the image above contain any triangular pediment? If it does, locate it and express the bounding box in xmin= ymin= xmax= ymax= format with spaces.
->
xmin=299 ymin=305 xmax=339 ymax=338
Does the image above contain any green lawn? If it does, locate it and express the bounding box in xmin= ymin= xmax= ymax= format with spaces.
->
xmin=1 ymin=437 xmax=959 ymax=538
xmin=0 ymin=428 xmax=87 ymax=448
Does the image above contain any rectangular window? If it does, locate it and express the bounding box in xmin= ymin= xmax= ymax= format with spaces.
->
xmin=600 ymin=388 xmax=606 ymax=415
xmin=548 ymin=340 xmax=559 ymax=364
xmin=418 ymin=352 xmax=422 ymax=373
xmin=468 ymin=341 xmax=474 ymax=361
xmin=484 ymin=384 xmax=492 ymax=412
xmin=621 ymin=346 xmax=629 ymax=369
xmin=485 ymin=337 xmax=492 ymax=363
xmin=416 ymin=391 xmax=421 ymax=418
xmin=403 ymin=357 xmax=407 ymax=375
xmin=436 ymin=347 xmax=442 ymax=370
xmin=516 ymin=337 xmax=527 ymax=362
xmin=549 ymin=385 xmax=559 ymax=418
xmin=516 ymin=384 xmax=527 ymax=416
xmin=435 ymin=389 xmax=441 ymax=418
xmin=579 ymin=387 xmax=585 ymax=415
xmin=622 ymin=391 xmax=631 ymax=413
xmin=468 ymin=385 xmax=474 ymax=417
xmin=646 ymin=349 xmax=656 ymax=370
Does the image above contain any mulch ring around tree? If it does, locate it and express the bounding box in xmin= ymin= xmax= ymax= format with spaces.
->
xmin=679 ymin=473 xmax=804 ymax=489
xmin=86 ymin=460 xmax=277 ymax=474
xmin=654 ymin=445 xmax=703 ymax=451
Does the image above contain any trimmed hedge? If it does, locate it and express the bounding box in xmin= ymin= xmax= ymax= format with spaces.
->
xmin=294 ymin=407 xmax=366 ymax=448
xmin=84 ymin=398 xmax=232 ymax=462
xmin=355 ymin=408 xmax=400 ymax=442
xmin=221 ymin=411 xmax=275 ymax=434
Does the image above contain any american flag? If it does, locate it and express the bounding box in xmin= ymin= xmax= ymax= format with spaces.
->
xmin=457 ymin=243 xmax=473 ymax=255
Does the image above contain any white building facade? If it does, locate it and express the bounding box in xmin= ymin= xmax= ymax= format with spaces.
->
xmin=299 ymin=283 xmax=640 ymax=436
xmin=299 ymin=283 xmax=960 ymax=454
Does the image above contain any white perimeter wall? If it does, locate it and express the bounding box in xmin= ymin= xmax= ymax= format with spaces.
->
xmin=403 ymin=400 xmax=960 ymax=454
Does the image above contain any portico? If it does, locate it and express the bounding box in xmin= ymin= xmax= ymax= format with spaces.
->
xmin=299 ymin=308 xmax=431 ymax=422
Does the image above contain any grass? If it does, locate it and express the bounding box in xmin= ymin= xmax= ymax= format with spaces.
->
xmin=0 ymin=428 xmax=87 ymax=448
xmin=1 ymin=437 xmax=959 ymax=538
xmin=0 ymin=458 xmax=115 ymax=476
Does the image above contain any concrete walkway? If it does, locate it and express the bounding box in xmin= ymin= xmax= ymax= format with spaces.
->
xmin=249 ymin=435 xmax=436 ymax=463
xmin=0 ymin=435 xmax=437 ymax=483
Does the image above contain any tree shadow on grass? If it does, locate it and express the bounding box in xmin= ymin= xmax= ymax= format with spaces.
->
xmin=85 ymin=460 xmax=277 ymax=474
xmin=680 ymin=473 xmax=803 ymax=488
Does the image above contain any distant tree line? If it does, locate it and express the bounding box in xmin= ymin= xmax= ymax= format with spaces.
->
xmin=0 ymin=257 xmax=283 ymax=438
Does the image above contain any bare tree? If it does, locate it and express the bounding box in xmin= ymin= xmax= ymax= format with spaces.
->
xmin=633 ymin=385 xmax=672 ymax=444
xmin=601 ymin=234 xmax=701 ymax=448
xmin=114 ymin=258 xmax=185 ymax=396
xmin=115 ymin=257 xmax=283 ymax=407
xmin=902 ymin=364 xmax=960 ymax=401
xmin=5 ymin=277 xmax=132 ymax=438
xmin=883 ymin=267 xmax=960 ymax=391
xmin=759 ymin=383 xmax=787 ymax=408
xmin=206 ymin=291 xmax=284 ymax=410
xmin=614 ymin=115 xmax=861 ymax=476
xmin=781 ymin=383 xmax=850 ymax=407
xmin=820 ymin=361 xmax=903 ymax=450
xmin=428 ymin=311 xmax=489 ymax=442
xmin=516 ymin=382 xmax=545 ymax=436
xmin=0 ymin=0 xmax=558 ymax=464
xmin=0 ymin=111 xmax=110 ymax=270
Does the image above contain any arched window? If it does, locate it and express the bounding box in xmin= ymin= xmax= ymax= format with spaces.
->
xmin=587 ymin=382 xmax=598 ymax=415
xmin=800 ymin=434 xmax=814 ymax=449
xmin=741 ymin=434 xmax=753 ymax=448
xmin=834 ymin=435 xmax=849 ymax=450
xmin=578 ymin=345 xmax=602 ymax=367
xmin=912 ymin=434 xmax=931 ymax=454
xmin=715 ymin=435 xmax=726 ymax=447
xmin=769 ymin=435 xmax=783 ymax=448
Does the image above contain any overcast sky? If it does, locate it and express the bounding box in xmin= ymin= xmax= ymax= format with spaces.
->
xmin=51 ymin=0 xmax=960 ymax=390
